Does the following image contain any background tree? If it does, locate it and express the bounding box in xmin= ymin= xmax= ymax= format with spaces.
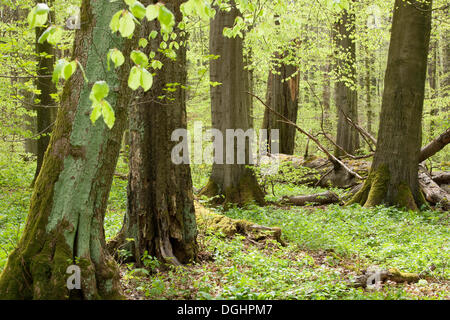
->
xmin=348 ymin=0 xmax=433 ymax=210
xmin=109 ymin=0 xmax=198 ymax=266
xmin=199 ymin=2 xmax=264 ymax=205
xmin=333 ymin=1 xmax=360 ymax=157
xmin=261 ymin=18 xmax=300 ymax=155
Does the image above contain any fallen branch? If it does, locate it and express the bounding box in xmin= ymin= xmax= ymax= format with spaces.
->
xmin=418 ymin=168 xmax=450 ymax=211
xmin=419 ymin=128 xmax=450 ymax=163
xmin=247 ymin=91 xmax=363 ymax=181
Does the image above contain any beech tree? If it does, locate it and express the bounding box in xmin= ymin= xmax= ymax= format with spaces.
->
xmin=333 ymin=1 xmax=360 ymax=157
xmin=109 ymin=0 xmax=198 ymax=266
xmin=199 ymin=2 xmax=264 ymax=205
xmin=348 ymin=0 xmax=433 ymax=210
xmin=0 ymin=0 xmax=133 ymax=299
xmin=261 ymin=19 xmax=300 ymax=155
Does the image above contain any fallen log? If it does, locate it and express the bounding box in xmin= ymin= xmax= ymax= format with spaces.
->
xmin=419 ymin=169 xmax=450 ymax=211
xmin=431 ymin=171 xmax=450 ymax=185
xmin=195 ymin=201 xmax=284 ymax=245
xmin=351 ymin=267 xmax=423 ymax=288
xmin=283 ymin=191 xmax=340 ymax=206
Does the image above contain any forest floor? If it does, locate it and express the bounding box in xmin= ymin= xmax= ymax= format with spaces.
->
xmin=0 ymin=150 xmax=449 ymax=300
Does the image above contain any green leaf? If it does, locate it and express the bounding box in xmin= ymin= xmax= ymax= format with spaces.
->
xmin=47 ymin=26 xmax=63 ymax=45
xmin=53 ymin=59 xmax=66 ymax=84
xmin=119 ymin=11 xmax=135 ymax=38
xmin=124 ymin=0 xmax=136 ymax=6
xmin=151 ymin=60 xmax=163 ymax=70
xmin=38 ymin=26 xmax=53 ymax=44
xmin=28 ymin=4 xmax=50 ymax=29
xmin=131 ymin=1 xmax=146 ymax=20
xmin=108 ymin=49 xmax=125 ymax=70
xmin=149 ymin=30 xmax=158 ymax=39
xmin=130 ymin=50 xmax=149 ymax=67
xmin=90 ymin=81 xmax=109 ymax=102
xmin=128 ymin=66 xmax=141 ymax=90
xmin=138 ymin=38 xmax=148 ymax=48
xmin=62 ymin=60 xmax=77 ymax=80
xmin=140 ymin=68 xmax=153 ymax=91
xmin=101 ymin=100 xmax=115 ymax=129
xmin=158 ymin=6 xmax=175 ymax=33
xmin=90 ymin=101 xmax=102 ymax=124
xmin=146 ymin=4 xmax=160 ymax=21
xmin=110 ymin=10 xmax=122 ymax=32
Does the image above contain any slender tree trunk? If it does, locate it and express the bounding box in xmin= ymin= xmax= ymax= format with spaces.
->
xmin=262 ymin=50 xmax=300 ymax=155
xmin=428 ymin=37 xmax=438 ymax=138
xmin=334 ymin=3 xmax=360 ymax=156
xmin=110 ymin=0 xmax=197 ymax=266
xmin=199 ymin=3 xmax=264 ymax=205
xmin=365 ymin=52 xmax=376 ymax=136
xmin=0 ymin=0 xmax=133 ymax=299
xmin=33 ymin=2 xmax=57 ymax=184
xmin=348 ymin=0 xmax=432 ymax=210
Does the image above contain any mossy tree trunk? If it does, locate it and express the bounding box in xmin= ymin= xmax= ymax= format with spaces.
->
xmin=0 ymin=0 xmax=133 ymax=299
xmin=348 ymin=0 xmax=432 ymax=211
xmin=333 ymin=2 xmax=360 ymax=157
xmin=110 ymin=0 xmax=197 ymax=266
xmin=199 ymin=2 xmax=264 ymax=206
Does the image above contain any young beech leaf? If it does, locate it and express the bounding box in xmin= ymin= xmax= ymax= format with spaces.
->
xmin=90 ymin=81 xmax=109 ymax=102
xmin=119 ymin=11 xmax=135 ymax=38
xmin=110 ymin=11 xmax=122 ymax=32
xmin=47 ymin=26 xmax=63 ymax=45
xmin=107 ymin=49 xmax=125 ymax=70
xmin=130 ymin=50 xmax=149 ymax=67
xmin=140 ymin=68 xmax=153 ymax=91
xmin=38 ymin=26 xmax=53 ymax=44
xmin=138 ymin=38 xmax=148 ymax=48
xmin=101 ymin=100 xmax=115 ymax=129
xmin=128 ymin=66 xmax=141 ymax=90
xmin=131 ymin=1 xmax=146 ymax=20
xmin=158 ymin=6 xmax=175 ymax=33
xmin=53 ymin=59 xmax=66 ymax=84
xmin=146 ymin=4 xmax=160 ymax=21
xmin=90 ymin=101 xmax=102 ymax=123
xmin=62 ymin=60 xmax=77 ymax=80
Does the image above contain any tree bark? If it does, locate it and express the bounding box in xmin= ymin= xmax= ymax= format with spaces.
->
xmin=334 ymin=3 xmax=360 ymax=157
xmin=0 ymin=0 xmax=132 ymax=299
xmin=284 ymin=191 xmax=340 ymax=206
xmin=199 ymin=2 xmax=264 ymax=205
xmin=262 ymin=50 xmax=300 ymax=155
xmin=33 ymin=2 xmax=58 ymax=184
xmin=348 ymin=0 xmax=432 ymax=210
xmin=110 ymin=0 xmax=197 ymax=266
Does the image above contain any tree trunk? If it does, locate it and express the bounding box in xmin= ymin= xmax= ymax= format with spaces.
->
xmin=199 ymin=3 xmax=264 ymax=205
xmin=334 ymin=3 xmax=360 ymax=157
xmin=262 ymin=51 xmax=300 ymax=155
xmin=0 ymin=0 xmax=132 ymax=299
xmin=348 ymin=0 xmax=432 ymax=210
xmin=428 ymin=37 xmax=438 ymax=137
xmin=110 ymin=0 xmax=197 ymax=266
xmin=33 ymin=3 xmax=58 ymax=184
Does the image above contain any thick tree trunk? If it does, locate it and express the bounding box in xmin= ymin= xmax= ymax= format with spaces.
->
xmin=110 ymin=0 xmax=197 ymax=266
xmin=348 ymin=0 xmax=432 ymax=210
xmin=33 ymin=6 xmax=58 ymax=183
xmin=334 ymin=3 xmax=360 ymax=157
xmin=0 ymin=0 xmax=132 ymax=299
xmin=200 ymin=3 xmax=264 ymax=205
xmin=262 ymin=51 xmax=299 ymax=155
